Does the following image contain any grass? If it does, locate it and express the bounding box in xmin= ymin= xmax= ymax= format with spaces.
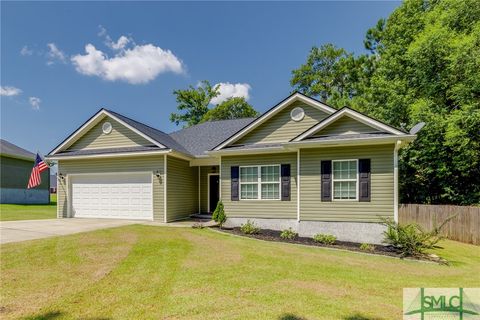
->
xmin=0 ymin=194 xmax=57 ymax=221
xmin=1 ymin=225 xmax=478 ymax=319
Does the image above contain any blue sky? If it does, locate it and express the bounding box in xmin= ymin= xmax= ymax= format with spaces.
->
xmin=1 ymin=1 xmax=399 ymax=155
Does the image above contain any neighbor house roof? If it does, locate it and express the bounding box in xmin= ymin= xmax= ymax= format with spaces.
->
xmin=0 ymin=139 xmax=35 ymax=161
xmin=169 ymin=118 xmax=256 ymax=156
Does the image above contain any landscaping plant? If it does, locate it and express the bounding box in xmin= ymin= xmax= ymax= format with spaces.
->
xmin=360 ymin=243 xmax=375 ymax=252
xmin=212 ymin=201 xmax=226 ymax=227
xmin=313 ymin=233 xmax=337 ymax=245
xmin=382 ymin=216 xmax=455 ymax=257
xmin=240 ymin=220 xmax=261 ymax=234
xmin=280 ymin=228 xmax=298 ymax=240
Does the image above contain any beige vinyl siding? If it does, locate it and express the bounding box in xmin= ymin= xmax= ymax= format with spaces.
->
xmin=235 ymin=102 xmax=330 ymax=145
xmin=68 ymin=116 xmax=153 ymax=151
xmin=313 ymin=115 xmax=380 ymax=136
xmin=166 ymin=156 xmax=198 ymax=221
xmin=300 ymin=144 xmax=394 ymax=222
xmin=200 ymin=166 xmax=219 ymax=213
xmin=221 ymin=153 xmax=297 ymax=219
xmin=56 ymin=156 xmax=164 ymax=220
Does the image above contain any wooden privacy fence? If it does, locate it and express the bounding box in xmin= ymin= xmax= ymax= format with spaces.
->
xmin=399 ymin=204 xmax=480 ymax=245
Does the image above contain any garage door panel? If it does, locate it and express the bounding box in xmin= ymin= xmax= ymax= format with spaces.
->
xmin=71 ymin=173 xmax=152 ymax=220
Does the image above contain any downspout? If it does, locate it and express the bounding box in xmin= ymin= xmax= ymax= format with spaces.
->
xmin=297 ymin=149 xmax=300 ymax=222
xmin=219 ymin=156 xmax=222 ymax=199
xmin=393 ymin=140 xmax=401 ymax=223
xmin=164 ymin=154 xmax=167 ymax=223
xmin=198 ymin=167 xmax=201 ymax=214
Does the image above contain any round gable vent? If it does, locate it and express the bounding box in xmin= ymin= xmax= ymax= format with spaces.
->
xmin=290 ymin=107 xmax=305 ymax=122
xmin=102 ymin=121 xmax=112 ymax=134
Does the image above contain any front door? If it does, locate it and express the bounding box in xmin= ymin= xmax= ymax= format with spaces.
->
xmin=209 ymin=174 xmax=220 ymax=213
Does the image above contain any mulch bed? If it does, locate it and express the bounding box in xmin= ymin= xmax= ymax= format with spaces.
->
xmin=216 ymin=227 xmax=447 ymax=264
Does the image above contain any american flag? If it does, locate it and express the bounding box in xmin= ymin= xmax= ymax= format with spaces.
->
xmin=27 ymin=153 xmax=49 ymax=189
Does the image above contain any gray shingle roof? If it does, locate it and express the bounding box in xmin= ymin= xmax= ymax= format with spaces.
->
xmin=169 ymin=118 xmax=256 ymax=156
xmin=0 ymin=139 xmax=35 ymax=160
xmin=106 ymin=110 xmax=191 ymax=155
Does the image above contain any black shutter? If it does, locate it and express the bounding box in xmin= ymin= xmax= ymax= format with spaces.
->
xmin=281 ymin=164 xmax=291 ymax=201
xmin=359 ymin=159 xmax=371 ymax=202
xmin=231 ymin=166 xmax=239 ymax=201
xmin=321 ymin=160 xmax=332 ymax=202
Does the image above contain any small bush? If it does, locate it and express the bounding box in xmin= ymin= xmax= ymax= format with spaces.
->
xmin=313 ymin=233 xmax=337 ymax=245
xmin=212 ymin=201 xmax=226 ymax=227
xmin=382 ymin=215 xmax=455 ymax=257
xmin=280 ymin=228 xmax=298 ymax=240
xmin=240 ymin=220 xmax=260 ymax=234
xmin=360 ymin=243 xmax=375 ymax=252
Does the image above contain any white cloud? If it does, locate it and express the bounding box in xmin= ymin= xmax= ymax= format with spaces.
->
xmin=97 ymin=26 xmax=131 ymax=51
xmin=29 ymin=97 xmax=41 ymax=110
xmin=1 ymin=86 xmax=22 ymax=96
xmin=210 ymin=82 xmax=251 ymax=105
xmin=71 ymin=43 xmax=184 ymax=84
xmin=47 ymin=43 xmax=67 ymax=64
xmin=20 ymin=46 xmax=33 ymax=56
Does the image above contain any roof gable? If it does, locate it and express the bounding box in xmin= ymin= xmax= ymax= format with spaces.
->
xmin=67 ymin=116 xmax=154 ymax=151
xmin=49 ymin=109 xmax=168 ymax=155
xmin=213 ymin=92 xmax=336 ymax=150
xmin=234 ymin=101 xmax=330 ymax=145
xmin=293 ymin=107 xmax=406 ymax=142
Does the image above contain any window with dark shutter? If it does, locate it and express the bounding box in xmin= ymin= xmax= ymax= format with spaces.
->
xmin=358 ymin=159 xmax=371 ymax=202
xmin=321 ymin=160 xmax=332 ymax=202
xmin=231 ymin=166 xmax=239 ymax=201
xmin=281 ymin=164 xmax=291 ymax=201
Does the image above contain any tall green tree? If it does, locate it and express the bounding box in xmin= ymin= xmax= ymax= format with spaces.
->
xmin=201 ymin=97 xmax=259 ymax=122
xmin=290 ymin=0 xmax=480 ymax=205
xmin=170 ymin=80 xmax=220 ymax=127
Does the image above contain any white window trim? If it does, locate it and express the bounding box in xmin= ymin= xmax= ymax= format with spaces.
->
xmin=332 ymin=159 xmax=359 ymax=201
xmin=239 ymin=164 xmax=281 ymax=201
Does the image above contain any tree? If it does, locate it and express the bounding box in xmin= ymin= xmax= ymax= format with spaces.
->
xmin=290 ymin=0 xmax=480 ymax=205
xmin=290 ymin=44 xmax=373 ymax=109
xmin=201 ymin=97 xmax=259 ymax=122
xmin=170 ymin=80 xmax=220 ymax=127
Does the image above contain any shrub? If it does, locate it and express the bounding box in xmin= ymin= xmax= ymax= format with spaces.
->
xmin=382 ymin=216 xmax=455 ymax=257
xmin=212 ymin=201 xmax=226 ymax=227
xmin=313 ymin=233 xmax=337 ymax=245
xmin=280 ymin=228 xmax=298 ymax=240
xmin=240 ymin=220 xmax=260 ymax=234
xmin=360 ymin=243 xmax=375 ymax=252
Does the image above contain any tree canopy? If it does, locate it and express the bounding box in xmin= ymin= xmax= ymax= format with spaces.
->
xmin=170 ymin=81 xmax=259 ymax=127
xmin=291 ymin=0 xmax=480 ymax=205
xmin=201 ymin=97 xmax=259 ymax=122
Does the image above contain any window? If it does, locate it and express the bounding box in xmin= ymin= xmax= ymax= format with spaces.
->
xmin=240 ymin=165 xmax=280 ymax=200
xmin=332 ymin=160 xmax=358 ymax=200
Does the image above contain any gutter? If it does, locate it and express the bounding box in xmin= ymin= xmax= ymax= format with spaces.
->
xmin=46 ymin=149 xmax=172 ymax=161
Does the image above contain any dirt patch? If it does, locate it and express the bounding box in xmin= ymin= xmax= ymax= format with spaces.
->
xmin=217 ymin=228 xmax=446 ymax=264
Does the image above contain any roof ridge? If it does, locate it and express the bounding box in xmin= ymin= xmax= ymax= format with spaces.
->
xmin=106 ymin=109 xmax=170 ymax=136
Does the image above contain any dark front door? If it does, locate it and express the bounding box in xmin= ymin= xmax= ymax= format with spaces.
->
xmin=209 ymin=175 xmax=220 ymax=213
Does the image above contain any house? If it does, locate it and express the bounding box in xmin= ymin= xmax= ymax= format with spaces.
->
xmin=50 ymin=174 xmax=57 ymax=193
xmin=0 ymin=139 xmax=50 ymax=204
xmin=46 ymin=92 xmax=415 ymax=243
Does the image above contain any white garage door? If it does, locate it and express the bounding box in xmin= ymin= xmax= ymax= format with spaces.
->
xmin=71 ymin=173 xmax=153 ymax=220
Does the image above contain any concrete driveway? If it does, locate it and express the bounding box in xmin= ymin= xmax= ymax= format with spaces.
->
xmin=0 ymin=219 xmax=140 ymax=244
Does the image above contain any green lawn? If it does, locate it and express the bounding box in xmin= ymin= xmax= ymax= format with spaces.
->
xmin=0 ymin=194 xmax=56 ymax=221
xmin=1 ymin=225 xmax=478 ymax=319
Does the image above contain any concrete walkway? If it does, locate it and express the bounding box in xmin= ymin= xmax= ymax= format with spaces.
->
xmin=0 ymin=219 xmax=140 ymax=244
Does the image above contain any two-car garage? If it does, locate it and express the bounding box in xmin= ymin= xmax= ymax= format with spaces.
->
xmin=70 ymin=173 xmax=153 ymax=220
